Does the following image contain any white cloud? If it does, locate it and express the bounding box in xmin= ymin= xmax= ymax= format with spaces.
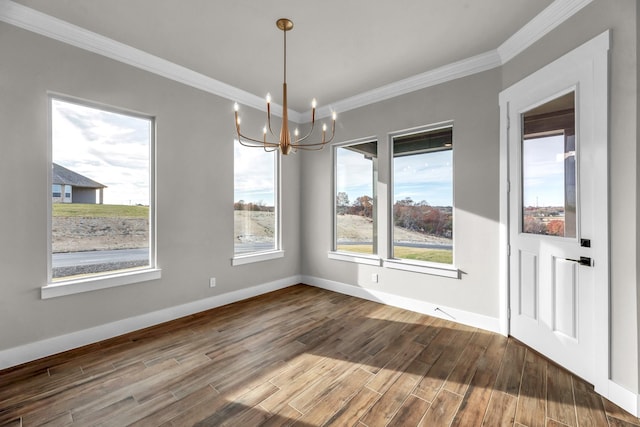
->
xmin=234 ymin=142 xmax=276 ymax=205
xmin=336 ymin=147 xmax=374 ymax=201
xmin=522 ymin=135 xmax=566 ymax=207
xmin=52 ymin=99 xmax=151 ymax=205
xmin=393 ymin=150 xmax=453 ymax=206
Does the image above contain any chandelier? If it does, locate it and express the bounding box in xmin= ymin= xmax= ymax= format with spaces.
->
xmin=233 ymin=18 xmax=337 ymax=155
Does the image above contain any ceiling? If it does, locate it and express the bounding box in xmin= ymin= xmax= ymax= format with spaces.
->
xmin=11 ymin=0 xmax=554 ymax=113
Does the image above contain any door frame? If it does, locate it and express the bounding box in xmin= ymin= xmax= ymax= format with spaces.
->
xmin=498 ymin=31 xmax=610 ymax=392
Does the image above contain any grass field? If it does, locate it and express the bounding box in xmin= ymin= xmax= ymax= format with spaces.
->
xmin=336 ymin=244 xmax=453 ymax=264
xmin=53 ymin=203 xmax=149 ymax=218
xmin=393 ymin=246 xmax=453 ymax=264
xmin=53 ymin=207 xmax=451 ymax=264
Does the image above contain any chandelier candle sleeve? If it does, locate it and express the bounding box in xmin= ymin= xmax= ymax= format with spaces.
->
xmin=233 ymin=18 xmax=337 ymax=155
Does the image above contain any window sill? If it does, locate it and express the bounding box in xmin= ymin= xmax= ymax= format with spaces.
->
xmin=383 ymin=259 xmax=460 ymax=279
xmin=232 ymin=250 xmax=285 ymax=266
xmin=328 ymin=251 xmax=382 ymax=266
xmin=41 ymin=268 xmax=162 ymax=299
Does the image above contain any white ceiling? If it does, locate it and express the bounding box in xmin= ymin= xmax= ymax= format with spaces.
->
xmin=10 ymin=0 xmax=556 ymax=114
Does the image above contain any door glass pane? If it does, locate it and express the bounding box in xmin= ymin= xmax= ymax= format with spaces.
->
xmin=521 ymin=92 xmax=576 ymax=237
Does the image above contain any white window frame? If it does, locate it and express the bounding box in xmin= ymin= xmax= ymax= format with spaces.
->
xmin=328 ymin=137 xmax=380 ymax=265
xmin=385 ymin=122 xmax=459 ymax=278
xmin=42 ymin=94 xmax=160 ymax=299
xmin=231 ymin=142 xmax=283 ymax=266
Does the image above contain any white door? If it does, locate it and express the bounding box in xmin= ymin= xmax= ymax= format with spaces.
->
xmin=500 ymin=32 xmax=609 ymax=388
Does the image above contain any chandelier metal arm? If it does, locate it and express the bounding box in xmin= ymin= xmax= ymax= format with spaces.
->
xmin=293 ymin=144 xmax=328 ymax=151
xmin=266 ymin=100 xmax=277 ymax=138
xmin=236 ymin=133 xmax=280 ymax=148
xmin=236 ymin=117 xmax=280 ymax=149
xmin=291 ymin=136 xmax=334 ymax=149
xmin=294 ymin=121 xmax=316 ymax=144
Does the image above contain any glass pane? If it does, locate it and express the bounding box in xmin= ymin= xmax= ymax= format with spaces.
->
xmin=392 ymin=127 xmax=453 ymax=264
xmin=521 ymin=92 xmax=576 ymax=237
xmin=234 ymin=143 xmax=277 ymax=254
xmin=51 ymin=98 xmax=151 ymax=280
xmin=335 ymin=141 xmax=377 ymax=254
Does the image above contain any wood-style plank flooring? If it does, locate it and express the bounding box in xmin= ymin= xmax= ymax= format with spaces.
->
xmin=1 ymin=284 xmax=638 ymax=426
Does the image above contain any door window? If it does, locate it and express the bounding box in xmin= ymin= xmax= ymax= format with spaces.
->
xmin=521 ymin=92 xmax=576 ymax=238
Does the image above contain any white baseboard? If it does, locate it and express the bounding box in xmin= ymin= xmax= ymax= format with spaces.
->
xmin=0 ymin=275 xmax=301 ymax=371
xmin=601 ymin=380 xmax=640 ymax=418
xmin=302 ymin=275 xmax=502 ymax=334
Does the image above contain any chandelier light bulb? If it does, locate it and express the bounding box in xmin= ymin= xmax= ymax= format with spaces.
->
xmin=332 ymin=111 xmax=337 ymax=120
xmin=312 ymin=98 xmax=317 ymax=109
xmin=266 ymin=93 xmax=272 ymax=103
xmin=234 ymin=102 xmax=239 ymax=112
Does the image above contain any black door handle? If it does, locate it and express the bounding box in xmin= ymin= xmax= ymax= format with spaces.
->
xmin=566 ymin=256 xmax=592 ymax=267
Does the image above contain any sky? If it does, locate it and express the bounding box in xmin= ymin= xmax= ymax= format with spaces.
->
xmin=234 ymin=142 xmax=276 ymax=206
xmin=52 ymin=99 xmax=151 ymax=205
xmin=336 ymin=146 xmax=454 ymax=207
xmin=52 ymin=98 xmax=567 ymax=209
xmin=393 ymin=150 xmax=453 ymax=206
xmin=336 ymin=148 xmax=374 ymax=205
xmin=522 ymin=134 xmax=567 ymax=207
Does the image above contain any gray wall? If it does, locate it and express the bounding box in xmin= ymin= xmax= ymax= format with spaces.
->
xmin=301 ymin=68 xmax=502 ymax=318
xmin=0 ymin=23 xmax=301 ymax=350
xmin=72 ymin=188 xmax=97 ymax=204
xmin=501 ymin=0 xmax=638 ymax=394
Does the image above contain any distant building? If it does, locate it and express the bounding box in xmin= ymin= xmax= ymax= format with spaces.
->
xmin=52 ymin=163 xmax=106 ymax=204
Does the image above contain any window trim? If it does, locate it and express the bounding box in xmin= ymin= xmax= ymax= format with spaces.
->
xmin=331 ymin=136 xmax=378 ymax=255
xmin=327 ymin=251 xmax=381 ymax=266
xmin=389 ymin=121 xmax=456 ymax=270
xmin=45 ymin=93 xmax=159 ymax=297
xmin=231 ymin=140 xmax=281 ymax=265
xmin=383 ymin=258 xmax=460 ymax=279
xmin=231 ymin=249 xmax=285 ymax=266
xmin=42 ymin=268 xmax=162 ymax=299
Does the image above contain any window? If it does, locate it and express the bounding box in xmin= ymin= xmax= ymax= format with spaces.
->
xmin=521 ymin=91 xmax=576 ymax=237
xmin=233 ymin=142 xmax=279 ymax=257
xmin=392 ymin=125 xmax=453 ymax=265
xmin=333 ymin=140 xmax=377 ymax=255
xmin=50 ymin=97 xmax=155 ymax=283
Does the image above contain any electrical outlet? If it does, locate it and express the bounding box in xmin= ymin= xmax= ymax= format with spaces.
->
xmin=209 ymin=277 xmax=216 ymax=287
xmin=371 ymin=273 xmax=378 ymax=283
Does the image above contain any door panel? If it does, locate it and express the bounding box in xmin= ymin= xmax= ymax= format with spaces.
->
xmin=518 ymin=250 xmax=537 ymax=320
xmin=500 ymin=30 xmax=609 ymax=393
xmin=553 ymin=257 xmax=577 ymax=339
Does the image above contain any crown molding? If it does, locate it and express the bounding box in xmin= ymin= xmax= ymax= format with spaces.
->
xmin=0 ymin=0 xmax=290 ymax=119
xmin=497 ymin=0 xmax=594 ymax=64
xmin=309 ymin=50 xmax=502 ymax=120
xmin=1 ymin=0 xmax=592 ymax=123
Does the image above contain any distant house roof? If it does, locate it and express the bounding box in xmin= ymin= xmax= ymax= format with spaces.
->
xmin=52 ymin=163 xmax=107 ymax=189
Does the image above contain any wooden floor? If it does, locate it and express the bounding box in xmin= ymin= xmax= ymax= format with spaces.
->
xmin=1 ymin=285 xmax=638 ymax=427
